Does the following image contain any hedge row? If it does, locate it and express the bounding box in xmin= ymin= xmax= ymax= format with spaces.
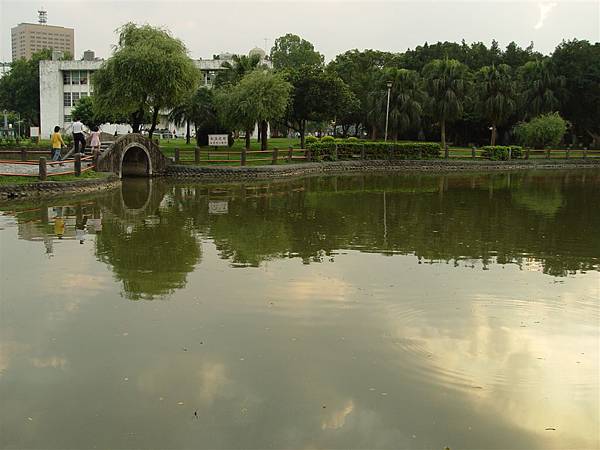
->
xmin=481 ymin=146 xmax=523 ymax=160
xmin=306 ymin=141 xmax=440 ymax=160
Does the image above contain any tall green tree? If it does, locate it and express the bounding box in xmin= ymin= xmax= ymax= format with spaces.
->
xmin=283 ymin=67 xmax=358 ymax=147
xmin=0 ymin=49 xmax=53 ymax=131
xmin=385 ymin=68 xmax=426 ymax=140
xmin=475 ymin=64 xmax=517 ymax=145
xmin=270 ymin=34 xmax=324 ymax=71
xmin=327 ymin=50 xmax=399 ymax=136
xmin=551 ymin=39 xmax=600 ymax=146
xmin=217 ymin=70 xmax=291 ymax=150
xmin=93 ymin=23 xmax=199 ymax=138
xmin=518 ymin=59 xmax=564 ymax=119
xmin=422 ymin=58 xmax=472 ymax=149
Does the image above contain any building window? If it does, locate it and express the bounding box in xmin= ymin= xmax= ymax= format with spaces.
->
xmin=80 ymin=92 xmax=89 ymax=98
xmin=63 ymin=71 xmax=71 ymax=84
xmin=63 ymin=92 xmax=71 ymax=107
xmin=71 ymin=71 xmax=80 ymax=85
xmin=80 ymin=71 xmax=88 ymax=85
xmin=64 ymin=115 xmax=72 ymax=123
xmin=71 ymin=92 xmax=80 ymax=105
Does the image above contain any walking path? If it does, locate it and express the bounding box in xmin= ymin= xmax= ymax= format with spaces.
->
xmin=0 ymin=156 xmax=94 ymax=177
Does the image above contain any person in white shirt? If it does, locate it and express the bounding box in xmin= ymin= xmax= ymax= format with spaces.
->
xmin=72 ymin=118 xmax=87 ymax=154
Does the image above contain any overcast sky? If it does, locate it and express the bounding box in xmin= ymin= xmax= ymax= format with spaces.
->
xmin=1 ymin=0 xmax=599 ymax=62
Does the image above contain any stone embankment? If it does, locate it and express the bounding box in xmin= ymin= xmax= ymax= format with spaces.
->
xmin=166 ymin=158 xmax=600 ymax=181
xmin=0 ymin=176 xmax=119 ymax=201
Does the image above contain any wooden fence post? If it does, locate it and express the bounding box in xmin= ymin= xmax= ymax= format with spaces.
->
xmin=74 ymin=153 xmax=81 ymax=177
xmin=334 ymin=143 xmax=338 ymax=161
xmin=566 ymin=147 xmax=570 ymax=159
xmin=508 ymin=147 xmax=512 ymax=160
xmin=271 ymin=147 xmax=278 ymax=165
xmin=444 ymin=144 xmax=449 ymax=159
xmin=287 ymin=146 xmax=293 ymax=163
xmin=174 ymin=148 xmax=180 ymax=163
xmin=472 ymin=146 xmax=476 ymax=159
xmin=20 ymin=148 xmax=27 ymax=161
xmin=546 ymin=148 xmax=551 ymax=159
xmin=306 ymin=147 xmax=312 ymax=162
xmin=526 ymin=148 xmax=530 ymax=159
xmin=194 ymin=147 xmax=201 ymax=164
xmin=361 ymin=143 xmax=366 ymax=159
xmin=582 ymin=147 xmax=587 ymax=158
xmin=38 ymin=157 xmax=47 ymax=181
xmin=241 ymin=147 xmax=247 ymax=166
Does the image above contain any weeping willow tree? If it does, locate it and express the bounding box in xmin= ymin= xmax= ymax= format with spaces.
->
xmin=422 ymin=58 xmax=471 ymax=149
xmin=476 ymin=64 xmax=517 ymax=145
xmin=93 ymin=23 xmax=200 ymax=138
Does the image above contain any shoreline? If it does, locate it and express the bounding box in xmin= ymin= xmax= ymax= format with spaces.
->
xmin=0 ymin=175 xmax=120 ymax=201
xmin=1 ymin=158 xmax=599 ymax=201
xmin=167 ymin=158 xmax=600 ymax=181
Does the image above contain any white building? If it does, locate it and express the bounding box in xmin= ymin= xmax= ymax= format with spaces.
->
xmin=39 ymin=50 xmax=271 ymax=138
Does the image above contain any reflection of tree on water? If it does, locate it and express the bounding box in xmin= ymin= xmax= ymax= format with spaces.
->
xmin=2 ymin=170 xmax=598 ymax=300
xmin=94 ymin=179 xmax=202 ymax=300
xmin=174 ymin=172 xmax=599 ymax=276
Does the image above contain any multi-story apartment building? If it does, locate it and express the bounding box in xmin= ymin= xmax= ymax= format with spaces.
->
xmin=11 ymin=22 xmax=74 ymax=61
xmin=39 ymin=49 xmax=271 ymax=138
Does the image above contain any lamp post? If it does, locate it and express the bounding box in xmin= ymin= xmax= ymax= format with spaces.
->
xmin=384 ymin=81 xmax=392 ymax=142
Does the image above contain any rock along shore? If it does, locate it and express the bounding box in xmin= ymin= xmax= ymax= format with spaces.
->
xmin=0 ymin=176 xmax=119 ymax=201
xmin=166 ymin=158 xmax=600 ymax=181
xmin=2 ymin=158 xmax=599 ymax=201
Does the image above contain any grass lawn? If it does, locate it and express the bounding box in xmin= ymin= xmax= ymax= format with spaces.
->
xmin=158 ymin=137 xmax=307 ymax=165
xmin=0 ymin=171 xmax=110 ymax=185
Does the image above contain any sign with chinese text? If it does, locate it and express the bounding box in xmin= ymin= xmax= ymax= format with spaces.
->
xmin=208 ymin=134 xmax=228 ymax=146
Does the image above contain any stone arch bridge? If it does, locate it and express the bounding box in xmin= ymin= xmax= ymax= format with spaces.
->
xmin=96 ymin=134 xmax=170 ymax=178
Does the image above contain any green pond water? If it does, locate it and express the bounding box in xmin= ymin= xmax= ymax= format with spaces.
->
xmin=0 ymin=170 xmax=598 ymax=449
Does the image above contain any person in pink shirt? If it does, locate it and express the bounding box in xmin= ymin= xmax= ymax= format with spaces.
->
xmin=90 ymin=126 xmax=101 ymax=155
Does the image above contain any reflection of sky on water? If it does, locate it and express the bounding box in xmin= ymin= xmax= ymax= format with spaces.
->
xmin=0 ymin=171 xmax=598 ymax=449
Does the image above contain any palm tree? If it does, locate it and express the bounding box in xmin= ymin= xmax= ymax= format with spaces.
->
xmin=213 ymin=54 xmax=264 ymax=88
xmin=422 ymin=58 xmax=471 ymax=149
xmin=386 ymin=68 xmax=426 ymax=140
xmin=476 ymin=64 xmax=516 ymax=145
xmin=518 ymin=59 xmax=564 ymax=118
xmin=169 ymin=98 xmax=194 ymax=144
xmin=363 ymin=70 xmax=385 ymax=140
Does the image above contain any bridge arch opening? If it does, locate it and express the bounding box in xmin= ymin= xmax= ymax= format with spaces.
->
xmin=120 ymin=144 xmax=152 ymax=178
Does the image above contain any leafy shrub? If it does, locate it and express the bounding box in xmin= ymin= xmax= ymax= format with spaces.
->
xmin=346 ymin=137 xmax=360 ymax=143
xmin=305 ymin=135 xmax=318 ymax=145
xmin=514 ymin=112 xmax=567 ymax=149
xmin=320 ymin=135 xmax=335 ymax=142
xmin=63 ymin=134 xmax=73 ymax=147
xmin=481 ymin=145 xmax=523 ymax=160
xmin=307 ymin=141 xmax=440 ymax=160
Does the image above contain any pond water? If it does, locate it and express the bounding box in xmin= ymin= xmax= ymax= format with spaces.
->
xmin=0 ymin=171 xmax=598 ymax=449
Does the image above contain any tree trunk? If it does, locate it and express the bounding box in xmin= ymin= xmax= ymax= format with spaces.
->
xmin=440 ymin=120 xmax=446 ymax=150
xmin=300 ymin=120 xmax=306 ymax=149
xmin=186 ymin=120 xmax=190 ymax=145
xmin=148 ymin=107 xmax=160 ymax=139
xmin=245 ymin=128 xmax=251 ymax=150
xmin=490 ymin=122 xmax=497 ymax=146
xmin=260 ymin=120 xmax=268 ymax=151
xmin=371 ymin=126 xmax=377 ymax=141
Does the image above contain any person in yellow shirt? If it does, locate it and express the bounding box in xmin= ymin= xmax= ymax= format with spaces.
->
xmin=51 ymin=126 xmax=65 ymax=161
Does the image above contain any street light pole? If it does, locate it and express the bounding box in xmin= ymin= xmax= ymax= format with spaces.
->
xmin=384 ymin=81 xmax=392 ymax=142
